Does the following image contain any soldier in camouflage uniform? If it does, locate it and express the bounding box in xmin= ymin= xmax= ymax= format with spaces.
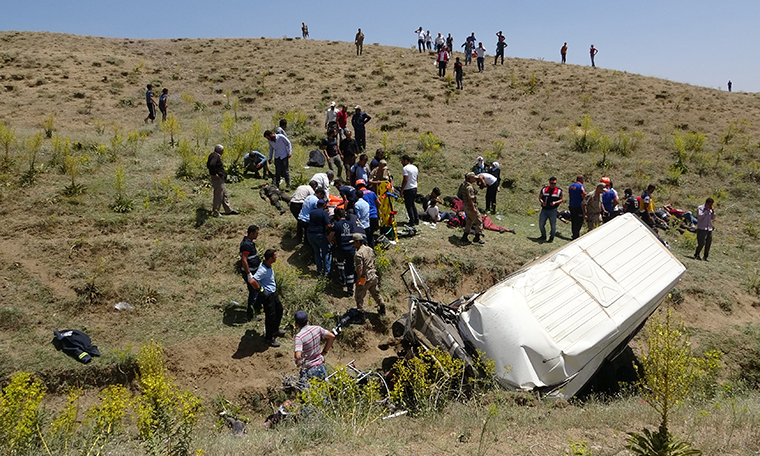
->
xmin=459 ymin=172 xmax=484 ymax=245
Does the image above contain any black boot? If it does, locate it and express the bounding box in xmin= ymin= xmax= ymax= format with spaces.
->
xmin=473 ymin=234 xmax=485 ymax=244
xmin=460 ymin=233 xmax=471 ymax=245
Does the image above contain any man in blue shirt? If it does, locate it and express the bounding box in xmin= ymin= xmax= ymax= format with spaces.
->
xmin=264 ymin=130 xmax=292 ymax=191
xmin=243 ymin=150 xmax=270 ymax=179
xmin=356 ymin=180 xmax=379 ymax=248
xmin=249 ymin=249 xmax=285 ymax=347
xmin=568 ymin=175 xmax=586 ymax=239
xmin=307 ymin=199 xmax=332 ymax=276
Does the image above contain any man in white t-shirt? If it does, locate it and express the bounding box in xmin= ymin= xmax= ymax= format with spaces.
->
xmin=325 ymin=102 xmax=338 ymax=132
xmin=400 ymin=154 xmax=419 ymax=226
xmin=477 ymin=172 xmax=499 ymax=213
xmin=415 ymin=27 xmax=426 ymax=53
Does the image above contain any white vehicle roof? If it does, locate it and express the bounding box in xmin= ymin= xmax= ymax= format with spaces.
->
xmin=458 ymin=213 xmax=685 ymax=398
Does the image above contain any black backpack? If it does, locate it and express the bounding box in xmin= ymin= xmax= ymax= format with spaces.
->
xmin=307 ymin=149 xmax=326 ymax=167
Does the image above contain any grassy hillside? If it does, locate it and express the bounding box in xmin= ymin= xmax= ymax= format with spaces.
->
xmin=1 ymin=31 xmax=760 ymax=454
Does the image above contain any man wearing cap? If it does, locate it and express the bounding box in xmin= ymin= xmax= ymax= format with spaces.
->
xmin=368 ymin=158 xmax=391 ymax=194
xmin=290 ymin=180 xmax=318 ymax=244
xmin=460 ymin=172 xmax=484 ymax=245
xmin=325 ymin=102 xmax=338 ymax=132
xmin=240 ymin=225 xmax=261 ymax=321
xmin=321 ymin=127 xmax=344 ymax=179
xmin=601 ymin=177 xmax=619 ymax=223
xmin=582 ymin=183 xmax=607 ymax=231
xmin=248 ymin=249 xmax=284 ymax=347
xmin=294 ymin=310 xmax=335 ymax=385
xmin=352 ymin=106 xmax=372 ymax=151
xmin=306 ymin=198 xmax=332 ymax=276
xmin=401 ymin=154 xmax=420 ymax=226
xmin=353 ymin=233 xmax=386 ymax=315
xmin=264 ymin=130 xmax=292 ymax=191
xmin=206 ymin=144 xmax=239 ymax=217
xmin=568 ymin=175 xmax=586 ymax=239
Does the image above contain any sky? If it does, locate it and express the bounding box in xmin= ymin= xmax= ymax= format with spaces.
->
xmin=2 ymin=0 xmax=759 ymax=92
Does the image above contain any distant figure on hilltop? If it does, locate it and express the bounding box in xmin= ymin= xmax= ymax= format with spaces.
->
xmin=436 ymin=46 xmax=450 ymax=77
xmin=461 ymin=36 xmax=474 ymax=66
xmin=446 ymin=33 xmax=454 ymax=53
xmin=590 ymin=45 xmax=598 ymax=67
xmin=494 ymin=33 xmax=507 ymax=65
xmin=561 ymin=42 xmax=568 ymax=63
xmin=425 ymin=30 xmax=433 ymax=50
xmin=454 ymin=57 xmax=464 ymax=89
xmin=355 ymin=28 xmax=364 ymax=56
xmin=728 ymin=80 xmax=732 ymax=92
xmin=476 ymin=42 xmax=486 ymax=72
xmin=415 ymin=27 xmax=425 ymax=53
xmin=302 ymin=23 xmax=309 ymax=39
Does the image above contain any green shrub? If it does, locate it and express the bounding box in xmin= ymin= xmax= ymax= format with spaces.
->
xmin=571 ymin=115 xmax=600 ymax=153
xmin=175 ymin=139 xmax=207 ymax=180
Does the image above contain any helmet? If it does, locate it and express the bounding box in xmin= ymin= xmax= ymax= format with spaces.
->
xmin=600 ymin=177 xmax=611 ymax=185
xmin=355 ymin=179 xmax=366 ymax=187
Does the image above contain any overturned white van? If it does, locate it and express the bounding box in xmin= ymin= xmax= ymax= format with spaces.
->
xmin=399 ymin=213 xmax=686 ymax=398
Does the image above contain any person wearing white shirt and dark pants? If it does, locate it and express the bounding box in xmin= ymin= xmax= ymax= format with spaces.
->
xmin=400 ymin=154 xmax=419 ymax=226
xmin=265 ymin=130 xmax=292 ymax=191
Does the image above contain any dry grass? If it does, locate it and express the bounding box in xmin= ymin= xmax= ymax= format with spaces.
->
xmin=1 ymin=31 xmax=760 ymax=454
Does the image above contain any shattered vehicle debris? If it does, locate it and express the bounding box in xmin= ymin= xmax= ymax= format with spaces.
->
xmin=396 ymin=214 xmax=686 ymax=398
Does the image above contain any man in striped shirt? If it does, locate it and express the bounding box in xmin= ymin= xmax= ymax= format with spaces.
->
xmin=294 ymin=310 xmax=335 ymax=385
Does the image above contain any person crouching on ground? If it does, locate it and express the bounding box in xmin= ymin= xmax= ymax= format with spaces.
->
xmin=294 ymin=310 xmax=335 ymax=386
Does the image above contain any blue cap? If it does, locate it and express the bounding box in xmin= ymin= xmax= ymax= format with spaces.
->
xmin=317 ymin=199 xmax=326 ymax=206
xmin=295 ymin=310 xmax=308 ymax=325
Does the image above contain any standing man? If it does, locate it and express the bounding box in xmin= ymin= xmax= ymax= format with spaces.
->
xmin=561 ymin=42 xmax=568 ymax=63
xmin=290 ymin=180 xmax=317 ymax=244
xmin=568 ymin=175 xmax=586 ymax=239
xmin=298 ymin=188 xmax=327 ymax=244
xmin=144 ymin=84 xmax=157 ymax=124
xmin=590 ymin=45 xmax=598 ymax=67
xmin=264 ymin=129 xmax=292 ymax=191
xmin=639 ymin=184 xmax=656 ymax=228
xmin=341 ymin=129 xmax=359 ymax=181
xmin=248 ymin=249 xmax=285 ymax=347
xmin=477 ymin=171 xmax=499 ymax=214
xmin=306 ymin=198 xmax=332 ymax=276
xmin=352 ymin=106 xmax=372 ymax=151
xmin=400 ymin=154 xmax=419 ymax=226
xmin=415 ymin=27 xmax=426 ymax=53
xmin=582 ymin=183 xmax=606 ymax=232
xmin=325 ymin=101 xmax=338 ymax=133
xmin=336 ymin=104 xmax=349 ymax=141
xmin=158 ymin=88 xmax=169 ymax=122
xmin=434 ymin=32 xmax=445 ymax=51
xmin=240 ymin=225 xmax=261 ymax=322
xmin=329 ymin=208 xmax=357 ymax=294
xmin=355 ymin=28 xmax=365 ymax=56
xmin=454 ymin=57 xmax=464 ymax=89
xmin=357 ymin=180 xmax=380 ymax=248
xmin=351 ymin=153 xmax=370 ymax=184
xmin=275 ymin=118 xmax=288 ymax=137
xmin=476 ymin=42 xmax=486 ymax=72
xmin=460 ymin=172 xmax=484 ymax=245
xmin=321 ymin=127 xmax=343 ymax=179
xmin=294 ymin=310 xmax=335 ymax=385
xmin=302 ymin=22 xmax=309 ymax=39
xmin=694 ymin=198 xmax=716 ymax=261
xmin=601 ymin=177 xmax=619 ymax=222
xmin=728 ymin=81 xmax=732 ymax=92
xmin=494 ymin=35 xmax=507 ymax=65
xmin=461 ymin=37 xmax=474 ymax=66
xmin=353 ymin=233 xmax=386 ymax=315
xmin=206 ymin=144 xmax=238 ymax=217
xmin=446 ymin=33 xmax=454 ymax=54
xmin=436 ymin=46 xmax=450 ymax=77
xmin=538 ymin=177 xmax=563 ymax=242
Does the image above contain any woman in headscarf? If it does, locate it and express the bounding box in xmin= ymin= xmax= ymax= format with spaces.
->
xmin=472 ymin=156 xmax=486 ymax=174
